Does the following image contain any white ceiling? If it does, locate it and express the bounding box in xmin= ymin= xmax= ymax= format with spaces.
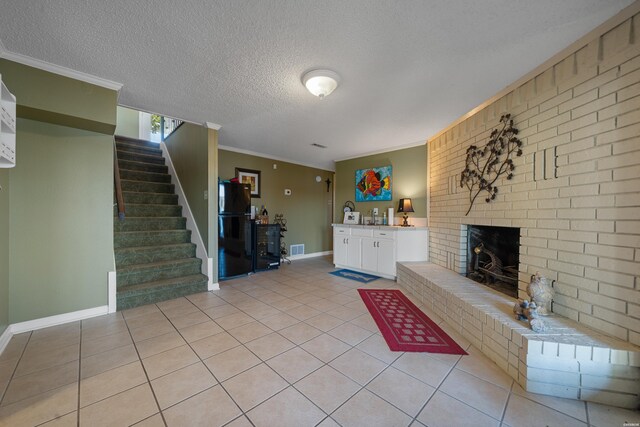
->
xmin=0 ymin=1 xmax=634 ymax=170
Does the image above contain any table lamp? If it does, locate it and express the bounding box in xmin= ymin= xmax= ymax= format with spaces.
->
xmin=397 ymin=198 xmax=414 ymax=227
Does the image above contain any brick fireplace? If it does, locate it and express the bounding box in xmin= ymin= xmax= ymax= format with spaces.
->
xmin=465 ymin=225 xmax=520 ymax=298
xmin=416 ymin=7 xmax=640 ymax=408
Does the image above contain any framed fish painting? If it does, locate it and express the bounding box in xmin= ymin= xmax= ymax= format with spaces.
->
xmin=355 ymin=166 xmax=392 ymax=202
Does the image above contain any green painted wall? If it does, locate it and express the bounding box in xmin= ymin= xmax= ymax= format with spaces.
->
xmin=0 ymin=169 xmax=9 ymax=335
xmin=115 ymin=106 xmax=140 ymax=139
xmin=0 ymin=59 xmax=117 ymax=135
xmin=219 ymin=150 xmax=334 ymax=255
xmin=334 ymin=145 xmax=427 ymax=222
xmin=9 ymin=119 xmax=113 ymax=323
xmin=164 ymin=123 xmax=210 ymax=249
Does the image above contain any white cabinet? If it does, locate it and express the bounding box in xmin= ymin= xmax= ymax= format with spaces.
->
xmin=0 ymin=74 xmax=16 ymax=168
xmin=333 ymin=225 xmax=427 ymax=279
xmin=333 ymin=226 xmax=362 ymax=267
xmin=362 ymin=230 xmax=396 ymax=277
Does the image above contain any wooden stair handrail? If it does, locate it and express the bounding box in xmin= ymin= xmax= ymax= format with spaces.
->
xmin=114 ymin=139 xmax=125 ymax=220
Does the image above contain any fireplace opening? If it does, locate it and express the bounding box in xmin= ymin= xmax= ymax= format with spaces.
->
xmin=466 ymin=225 xmax=520 ymax=298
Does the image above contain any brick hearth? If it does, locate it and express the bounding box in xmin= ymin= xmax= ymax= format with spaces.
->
xmin=398 ymin=262 xmax=640 ymax=409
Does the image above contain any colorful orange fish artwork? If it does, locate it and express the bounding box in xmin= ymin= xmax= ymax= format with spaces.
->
xmin=355 ymin=166 xmax=392 ymax=201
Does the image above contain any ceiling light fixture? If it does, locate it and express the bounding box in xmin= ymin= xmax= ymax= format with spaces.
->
xmin=302 ymin=69 xmax=340 ymax=99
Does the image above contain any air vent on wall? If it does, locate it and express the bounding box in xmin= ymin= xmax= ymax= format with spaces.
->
xmin=290 ymin=244 xmax=305 ymax=256
xmin=311 ymin=143 xmax=327 ymax=149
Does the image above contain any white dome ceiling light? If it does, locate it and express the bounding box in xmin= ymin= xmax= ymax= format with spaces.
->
xmin=302 ymin=69 xmax=340 ymax=99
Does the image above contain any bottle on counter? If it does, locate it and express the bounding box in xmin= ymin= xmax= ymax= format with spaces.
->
xmin=383 ymin=212 xmax=387 ymax=225
xmin=262 ymin=205 xmax=268 ymax=216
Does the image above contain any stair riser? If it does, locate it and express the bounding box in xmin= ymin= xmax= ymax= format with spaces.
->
xmin=114 ymin=217 xmax=186 ymax=232
xmin=114 ymin=230 xmax=191 ymax=248
xmin=116 ymin=144 xmax=162 ymax=157
xmin=115 ymin=204 xmax=182 ymax=217
xmin=119 ymin=169 xmax=171 ymax=183
xmin=122 ymin=180 xmax=175 ymax=194
xmin=117 ymin=151 xmax=165 ymax=165
xmin=117 ymin=261 xmax=202 ymax=287
xmin=115 ymin=245 xmax=196 ymax=267
xmin=117 ymin=280 xmax=208 ymax=310
xmin=118 ymin=160 xmax=168 ymax=174
xmin=123 ymin=192 xmax=178 ymax=205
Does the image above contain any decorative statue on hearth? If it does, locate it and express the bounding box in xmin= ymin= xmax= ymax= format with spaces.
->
xmin=513 ymin=300 xmax=548 ymax=333
xmin=527 ymin=272 xmax=554 ymax=315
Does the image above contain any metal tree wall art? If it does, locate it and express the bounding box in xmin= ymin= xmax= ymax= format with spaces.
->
xmin=460 ymin=114 xmax=523 ymax=216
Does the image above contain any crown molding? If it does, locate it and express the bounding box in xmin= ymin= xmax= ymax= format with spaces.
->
xmin=205 ymin=122 xmax=222 ymax=130
xmin=0 ymin=49 xmax=123 ymax=92
xmin=333 ymin=139 xmax=427 ymax=163
xmin=218 ymin=144 xmax=335 ymax=172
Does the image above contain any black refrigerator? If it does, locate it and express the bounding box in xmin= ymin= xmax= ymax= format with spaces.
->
xmin=218 ymin=182 xmax=253 ymax=279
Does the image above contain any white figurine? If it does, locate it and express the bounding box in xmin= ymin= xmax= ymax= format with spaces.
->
xmin=527 ymin=272 xmax=554 ymax=315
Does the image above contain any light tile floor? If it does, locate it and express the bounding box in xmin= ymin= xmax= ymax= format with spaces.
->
xmin=0 ymin=257 xmax=638 ymax=426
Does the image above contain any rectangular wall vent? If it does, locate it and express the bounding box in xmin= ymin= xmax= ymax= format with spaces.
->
xmin=290 ymin=244 xmax=305 ymax=256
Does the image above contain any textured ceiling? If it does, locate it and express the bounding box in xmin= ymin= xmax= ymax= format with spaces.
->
xmin=0 ymin=0 xmax=634 ymax=170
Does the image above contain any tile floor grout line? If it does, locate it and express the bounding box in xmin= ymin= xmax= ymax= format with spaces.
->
xmin=76 ymin=321 xmax=84 ymax=427
xmin=159 ymin=293 xmax=280 ymax=425
xmin=123 ymin=303 xmax=169 ymax=427
xmin=0 ymin=331 xmax=32 ymax=406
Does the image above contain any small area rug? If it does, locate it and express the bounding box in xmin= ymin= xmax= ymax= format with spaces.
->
xmin=358 ymin=289 xmax=467 ymax=354
xmin=330 ymin=269 xmax=380 ymax=283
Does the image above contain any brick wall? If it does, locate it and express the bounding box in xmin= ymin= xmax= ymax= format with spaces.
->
xmin=428 ymin=12 xmax=640 ymax=346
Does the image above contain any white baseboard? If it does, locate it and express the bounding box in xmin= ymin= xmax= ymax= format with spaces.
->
xmin=108 ymin=270 xmax=117 ymax=313
xmin=0 ymin=326 xmax=12 ymax=356
xmin=288 ymin=250 xmax=333 ymax=261
xmin=160 ymin=142 xmax=211 ymax=286
xmin=10 ymin=305 xmax=109 ymax=335
xmin=208 ymin=281 xmax=220 ymax=291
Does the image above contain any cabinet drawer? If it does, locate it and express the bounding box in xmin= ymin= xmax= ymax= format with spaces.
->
xmin=351 ymin=228 xmax=373 ymax=237
xmin=374 ymin=229 xmax=395 ymax=239
xmin=334 ymin=227 xmax=349 ymax=235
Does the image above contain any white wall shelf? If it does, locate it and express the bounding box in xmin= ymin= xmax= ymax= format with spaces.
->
xmin=0 ymin=74 xmax=17 ymax=168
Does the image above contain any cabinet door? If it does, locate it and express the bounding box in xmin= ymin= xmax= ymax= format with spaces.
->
xmin=333 ymin=233 xmax=348 ymax=265
xmin=361 ymin=237 xmax=378 ymax=273
xmin=347 ymin=237 xmax=362 ymax=268
xmin=376 ymin=238 xmax=396 ymax=276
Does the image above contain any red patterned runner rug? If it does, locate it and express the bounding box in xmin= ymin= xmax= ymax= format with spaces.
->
xmin=358 ymin=289 xmax=467 ymax=354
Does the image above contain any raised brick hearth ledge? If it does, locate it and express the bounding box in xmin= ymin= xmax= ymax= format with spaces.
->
xmin=397 ymin=262 xmax=640 ymax=409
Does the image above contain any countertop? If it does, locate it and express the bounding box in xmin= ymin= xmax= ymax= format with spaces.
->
xmin=332 ymin=223 xmax=428 ymax=231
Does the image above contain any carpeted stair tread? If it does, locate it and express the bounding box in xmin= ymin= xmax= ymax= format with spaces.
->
xmin=116 ymin=203 xmax=182 ymax=217
xmin=114 ymin=216 xmax=186 ymax=232
xmin=114 ymin=135 xmax=207 ymax=310
xmin=115 ymin=243 xmax=196 ymax=266
xmin=118 ymin=159 xmax=168 ymax=174
xmin=119 ymin=168 xmax=171 ymax=183
xmin=123 ymin=191 xmax=178 ymax=205
xmin=116 ymin=274 xmax=208 ymax=310
xmin=121 ymin=179 xmax=175 ymax=194
xmin=114 ymin=229 xmax=192 ymax=248
xmin=116 ymin=142 xmax=163 ymax=157
xmin=116 ymin=258 xmax=202 ymax=287
xmin=118 ymin=151 xmax=165 ymax=165
xmin=115 ymin=135 xmax=161 ymax=148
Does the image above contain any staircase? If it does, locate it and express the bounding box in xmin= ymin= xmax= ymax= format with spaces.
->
xmin=114 ymin=136 xmax=208 ymax=310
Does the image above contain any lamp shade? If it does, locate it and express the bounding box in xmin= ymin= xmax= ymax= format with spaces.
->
xmin=397 ymin=198 xmax=414 ymax=213
xmin=302 ymin=69 xmax=340 ymax=98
